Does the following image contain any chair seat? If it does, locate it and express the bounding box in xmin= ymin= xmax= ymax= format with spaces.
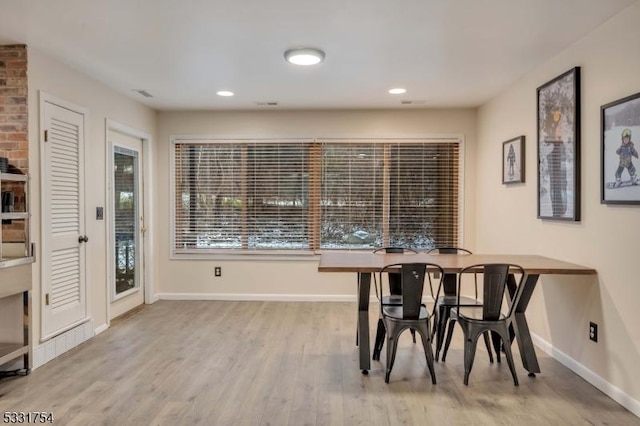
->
xmin=437 ymin=295 xmax=482 ymax=307
xmin=451 ymin=306 xmax=507 ymax=322
xmin=381 ymin=294 xmax=403 ymax=305
xmin=382 ymin=305 xmax=429 ymax=321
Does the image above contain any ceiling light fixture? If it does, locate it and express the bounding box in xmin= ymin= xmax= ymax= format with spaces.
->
xmin=388 ymin=88 xmax=406 ymax=95
xmin=217 ymin=90 xmax=234 ymax=97
xmin=284 ymin=48 xmax=325 ymax=66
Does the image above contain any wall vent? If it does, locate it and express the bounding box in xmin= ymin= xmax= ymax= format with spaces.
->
xmin=255 ymin=101 xmax=279 ymax=106
xmin=133 ymin=89 xmax=153 ymax=98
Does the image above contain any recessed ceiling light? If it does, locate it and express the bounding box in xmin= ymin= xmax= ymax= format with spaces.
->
xmin=217 ymin=90 xmax=234 ymax=97
xmin=284 ymin=48 xmax=325 ymax=66
xmin=389 ymin=88 xmax=406 ymax=95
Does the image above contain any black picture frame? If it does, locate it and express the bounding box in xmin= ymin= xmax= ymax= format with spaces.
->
xmin=502 ymin=136 xmax=525 ymax=184
xmin=601 ymin=91 xmax=640 ymax=204
xmin=536 ymin=67 xmax=581 ymax=221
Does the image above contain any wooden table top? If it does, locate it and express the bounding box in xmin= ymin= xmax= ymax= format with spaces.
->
xmin=317 ymin=252 xmax=597 ymax=275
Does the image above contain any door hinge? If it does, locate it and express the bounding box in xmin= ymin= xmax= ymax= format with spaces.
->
xmin=45 ymin=293 xmax=50 ymax=306
xmin=44 ymin=130 xmax=48 ymax=142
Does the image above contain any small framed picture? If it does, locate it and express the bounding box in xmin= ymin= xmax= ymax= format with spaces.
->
xmin=601 ymin=91 xmax=640 ymax=204
xmin=502 ymin=136 xmax=525 ymax=184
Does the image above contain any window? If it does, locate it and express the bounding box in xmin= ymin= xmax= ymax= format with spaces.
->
xmin=172 ymin=138 xmax=460 ymax=254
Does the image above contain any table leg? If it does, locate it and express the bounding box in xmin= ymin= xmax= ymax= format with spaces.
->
xmin=357 ymin=272 xmax=371 ymax=374
xmin=507 ymin=273 xmax=541 ymax=375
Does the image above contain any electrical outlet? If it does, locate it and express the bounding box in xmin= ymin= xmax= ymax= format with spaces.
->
xmin=589 ymin=322 xmax=598 ymax=342
xmin=214 ymin=266 xmax=222 ymax=277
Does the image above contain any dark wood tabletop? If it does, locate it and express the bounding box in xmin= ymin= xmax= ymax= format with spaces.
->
xmin=318 ymin=252 xmax=597 ymax=275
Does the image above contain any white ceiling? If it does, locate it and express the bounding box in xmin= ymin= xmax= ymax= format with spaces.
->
xmin=0 ymin=0 xmax=635 ymax=111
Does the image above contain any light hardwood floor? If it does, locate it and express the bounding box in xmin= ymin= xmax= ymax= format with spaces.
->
xmin=0 ymin=301 xmax=638 ymax=425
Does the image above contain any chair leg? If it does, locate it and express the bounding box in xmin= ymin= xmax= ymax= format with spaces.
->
xmin=441 ymin=318 xmax=456 ymax=362
xmin=434 ymin=305 xmax=450 ymax=362
xmin=410 ymin=328 xmax=416 ymax=343
xmin=491 ymin=330 xmax=502 ymax=363
xmin=385 ymin=323 xmax=401 ymax=383
xmin=373 ymin=318 xmax=386 ymax=361
xmin=463 ymin=330 xmax=480 ymax=386
xmin=431 ymin=308 xmax=439 ymax=340
xmin=497 ymin=328 xmax=519 ymax=386
xmin=482 ymin=332 xmax=494 ymax=363
xmin=418 ymin=327 xmax=437 ymax=384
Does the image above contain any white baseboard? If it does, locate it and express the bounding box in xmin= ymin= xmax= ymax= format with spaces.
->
xmin=94 ymin=323 xmax=109 ymax=335
xmin=32 ymin=321 xmax=95 ymax=370
xmin=156 ymin=293 xmax=433 ymax=303
xmin=156 ymin=293 xmax=357 ymax=302
xmin=532 ymin=333 xmax=640 ymax=418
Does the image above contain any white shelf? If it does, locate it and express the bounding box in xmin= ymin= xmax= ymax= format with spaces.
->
xmin=1 ymin=212 xmax=28 ymax=220
xmin=0 ymin=343 xmax=28 ymax=366
xmin=0 ymin=173 xmax=27 ymax=182
xmin=0 ymin=256 xmax=34 ymax=269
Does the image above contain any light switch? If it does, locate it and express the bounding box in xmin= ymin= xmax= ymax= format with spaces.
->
xmin=96 ymin=207 xmax=104 ymax=220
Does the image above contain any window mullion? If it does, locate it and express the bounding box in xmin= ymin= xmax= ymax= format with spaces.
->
xmin=240 ymin=144 xmax=248 ymax=249
xmin=382 ymin=143 xmax=390 ymax=246
xmin=309 ymin=143 xmax=321 ymax=250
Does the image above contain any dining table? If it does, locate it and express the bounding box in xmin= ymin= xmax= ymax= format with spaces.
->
xmin=317 ymin=251 xmax=597 ymax=375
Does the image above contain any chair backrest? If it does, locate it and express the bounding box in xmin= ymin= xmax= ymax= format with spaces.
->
xmin=374 ymin=246 xmax=418 ymax=254
xmin=456 ymin=263 xmax=525 ymax=320
xmin=374 ymin=247 xmax=418 ymax=295
xmin=379 ymin=262 xmax=444 ymax=319
xmin=427 ymin=247 xmax=472 ymax=255
xmin=426 ymin=247 xmax=473 ymax=297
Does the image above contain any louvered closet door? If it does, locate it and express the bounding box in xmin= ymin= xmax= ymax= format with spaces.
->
xmin=41 ymin=98 xmax=87 ymax=339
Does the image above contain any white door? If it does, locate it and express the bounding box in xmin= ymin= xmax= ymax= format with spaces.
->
xmin=108 ymin=130 xmax=144 ymax=319
xmin=41 ymin=96 xmax=88 ymax=339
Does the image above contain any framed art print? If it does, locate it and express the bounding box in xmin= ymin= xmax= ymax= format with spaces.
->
xmin=537 ymin=67 xmax=581 ymax=221
xmin=502 ymin=136 xmax=525 ymax=184
xmin=601 ymin=91 xmax=640 ymax=204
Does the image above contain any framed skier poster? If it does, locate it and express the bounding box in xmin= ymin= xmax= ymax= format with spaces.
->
xmin=537 ymin=67 xmax=581 ymax=221
xmin=502 ymin=136 xmax=525 ymax=184
xmin=601 ymin=91 xmax=640 ymax=205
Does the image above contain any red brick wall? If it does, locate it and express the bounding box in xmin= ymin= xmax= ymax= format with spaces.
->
xmin=1 ymin=44 xmax=28 ymax=244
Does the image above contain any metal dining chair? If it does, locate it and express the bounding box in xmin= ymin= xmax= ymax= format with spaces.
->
xmin=441 ymin=263 xmax=525 ymax=385
xmin=370 ymin=247 xmax=418 ymax=354
xmin=427 ymin=247 xmax=494 ymax=363
xmin=375 ymin=262 xmax=444 ymax=383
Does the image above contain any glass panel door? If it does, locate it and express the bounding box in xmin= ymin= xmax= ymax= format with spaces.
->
xmin=113 ymin=146 xmax=140 ymax=297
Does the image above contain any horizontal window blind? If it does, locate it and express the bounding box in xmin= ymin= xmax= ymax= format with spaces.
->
xmin=320 ymin=143 xmax=384 ymax=248
xmin=389 ymin=142 xmax=459 ymax=248
xmin=172 ymin=138 xmax=460 ymax=254
xmin=319 ymin=140 xmax=459 ymax=250
xmin=173 ymin=140 xmax=310 ymax=251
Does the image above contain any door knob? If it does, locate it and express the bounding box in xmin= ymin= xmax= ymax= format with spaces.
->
xmin=78 ymin=235 xmax=89 ymax=243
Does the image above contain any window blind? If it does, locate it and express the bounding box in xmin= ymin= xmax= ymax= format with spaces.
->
xmin=319 ymin=140 xmax=459 ymax=249
xmin=172 ymin=138 xmax=460 ymax=254
xmin=173 ymin=140 xmax=311 ymax=251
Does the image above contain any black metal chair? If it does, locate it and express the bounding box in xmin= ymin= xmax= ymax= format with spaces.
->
xmin=375 ymin=262 xmax=443 ymax=383
xmin=370 ymin=247 xmax=418 ymax=351
xmin=427 ymin=247 xmax=493 ymax=363
xmin=441 ymin=263 xmax=525 ymax=386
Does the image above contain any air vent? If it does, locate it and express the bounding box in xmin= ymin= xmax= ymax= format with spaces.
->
xmin=133 ymin=89 xmax=153 ymax=98
xmin=255 ymin=101 xmax=279 ymax=106
xmin=400 ymin=100 xmax=426 ymax=105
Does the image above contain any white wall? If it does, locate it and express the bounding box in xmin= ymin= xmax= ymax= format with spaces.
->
xmin=477 ymin=1 xmax=640 ymax=413
xmin=155 ymin=109 xmax=477 ymax=298
xmin=27 ymin=47 xmax=157 ymax=344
